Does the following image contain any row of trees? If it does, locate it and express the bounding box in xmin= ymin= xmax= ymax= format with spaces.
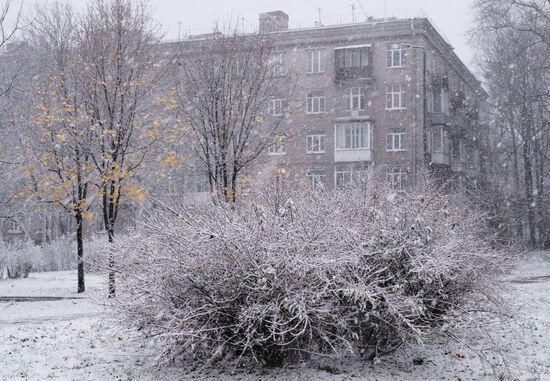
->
xmin=473 ymin=0 xmax=550 ymax=247
xmin=0 ymin=1 xmax=289 ymax=292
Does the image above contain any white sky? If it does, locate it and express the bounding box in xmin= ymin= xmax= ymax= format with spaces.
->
xmin=19 ymin=0 xmax=476 ymax=69
xmin=149 ymin=0 xmax=477 ymax=68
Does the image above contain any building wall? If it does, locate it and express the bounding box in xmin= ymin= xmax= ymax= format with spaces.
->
xmin=251 ymin=17 xmax=485 ymax=191
xmin=162 ymin=15 xmax=486 ymax=195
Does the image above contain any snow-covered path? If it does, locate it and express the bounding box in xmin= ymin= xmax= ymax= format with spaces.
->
xmin=0 ymin=272 xmax=150 ymax=380
xmin=1 ymin=253 xmax=550 ymax=380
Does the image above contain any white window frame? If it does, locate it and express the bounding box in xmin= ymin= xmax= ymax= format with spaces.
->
xmin=268 ymin=134 xmax=287 ymax=156
xmin=271 ymin=98 xmax=283 ymax=116
xmin=386 ymin=85 xmax=407 ymax=110
xmin=335 ymin=122 xmax=372 ymax=151
xmin=386 ymin=128 xmax=407 ymax=152
xmin=451 ymin=137 xmax=465 ymax=161
xmin=386 ymin=167 xmax=408 ymax=191
xmin=271 ymin=53 xmax=286 ymax=77
xmin=335 ymin=46 xmax=370 ymax=69
xmin=386 ymin=43 xmax=406 ymax=68
xmin=306 ymin=169 xmax=326 ymax=191
xmin=432 ymin=125 xmax=448 ymax=154
xmin=8 ymin=219 xmax=22 ymax=234
xmin=334 ymin=164 xmax=370 ymax=188
xmin=432 ymin=86 xmax=449 ymax=114
xmin=344 ymin=87 xmax=366 ymax=111
xmin=335 ymin=166 xmax=353 ymax=188
xmin=306 ymin=91 xmax=326 ymax=114
xmin=307 ymin=49 xmax=325 ymax=74
xmin=306 ymin=134 xmax=325 ymax=154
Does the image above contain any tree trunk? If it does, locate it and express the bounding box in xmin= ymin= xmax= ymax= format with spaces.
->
xmin=76 ymin=213 xmax=85 ymax=293
xmin=107 ymin=227 xmax=115 ymax=297
xmin=521 ymin=106 xmax=537 ymax=246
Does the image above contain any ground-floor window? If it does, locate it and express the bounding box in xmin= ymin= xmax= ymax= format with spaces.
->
xmin=306 ymin=169 xmax=326 ymax=191
xmin=386 ymin=167 xmax=408 ymax=191
xmin=334 ymin=163 xmax=370 ymax=188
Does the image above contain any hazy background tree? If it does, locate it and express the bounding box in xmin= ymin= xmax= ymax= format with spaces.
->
xmin=0 ymin=0 xmax=26 ymax=242
xmin=174 ymin=29 xmax=293 ymax=203
xmin=472 ymin=0 xmax=550 ymax=247
xmin=78 ymin=0 xmax=162 ymax=296
xmin=20 ymin=1 xmax=94 ymax=292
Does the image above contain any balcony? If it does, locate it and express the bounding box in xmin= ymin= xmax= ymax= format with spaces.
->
xmin=451 ymin=160 xmax=466 ymax=172
xmin=334 ymin=45 xmax=373 ymax=81
xmin=334 ymin=149 xmax=373 ymax=163
xmin=431 ymin=112 xmax=449 ymax=126
xmin=450 ymin=91 xmax=466 ymax=110
xmin=335 ymin=66 xmax=373 ymax=81
xmin=432 ymin=152 xmax=450 ymax=166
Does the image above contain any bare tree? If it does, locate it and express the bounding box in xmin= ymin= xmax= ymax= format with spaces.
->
xmin=175 ymin=29 xmax=294 ymax=203
xmin=78 ymin=0 xmax=162 ymax=296
xmin=20 ymin=1 xmax=94 ymax=293
xmin=0 ymin=0 xmax=24 ymax=226
xmin=0 ymin=0 xmax=22 ymax=97
xmin=472 ymin=0 xmax=550 ymax=247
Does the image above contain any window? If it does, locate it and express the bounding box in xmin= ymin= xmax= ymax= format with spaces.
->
xmin=307 ymin=49 xmax=325 ymax=73
xmin=344 ymin=87 xmax=366 ymax=111
xmin=432 ymin=125 xmax=448 ymax=153
xmin=307 ymin=90 xmax=326 ymax=114
xmin=335 ymin=122 xmax=372 ymax=150
xmin=451 ymin=137 xmax=464 ymax=161
xmin=231 ymin=57 xmax=244 ymax=78
xmin=386 ymin=44 xmax=406 ymax=68
xmin=335 ymin=46 xmax=370 ymax=69
xmin=271 ymin=53 xmax=286 ymax=76
xmin=386 ymin=167 xmax=408 ymax=191
xmin=306 ymin=169 xmax=326 ymax=191
xmin=432 ymin=86 xmax=449 ymax=114
xmin=271 ymin=98 xmax=283 ymax=116
xmin=8 ymin=219 xmax=21 ymax=234
xmin=386 ymin=85 xmax=407 ymax=110
xmin=268 ymin=134 xmax=286 ymax=155
xmin=307 ymin=134 xmax=325 ymax=153
xmin=386 ymin=128 xmax=407 ymax=151
xmin=335 ymin=164 xmax=370 ymax=188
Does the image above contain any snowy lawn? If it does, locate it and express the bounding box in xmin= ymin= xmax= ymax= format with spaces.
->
xmin=1 ymin=252 xmax=550 ymax=380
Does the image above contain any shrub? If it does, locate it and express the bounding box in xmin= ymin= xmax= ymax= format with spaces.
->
xmin=0 ymin=242 xmax=38 ymax=279
xmin=112 ymin=181 xmax=505 ymax=367
xmin=0 ymin=234 xmax=110 ymax=279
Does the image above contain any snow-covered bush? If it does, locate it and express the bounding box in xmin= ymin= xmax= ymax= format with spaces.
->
xmin=82 ymin=234 xmax=110 ymax=273
xmin=38 ymin=236 xmax=75 ymax=271
xmin=112 ymin=181 xmax=505 ymax=367
xmin=0 ymin=242 xmax=38 ymax=279
xmin=0 ymin=234 xmax=111 ymax=278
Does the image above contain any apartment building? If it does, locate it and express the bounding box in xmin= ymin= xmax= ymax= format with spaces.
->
xmin=253 ymin=10 xmax=486 ymax=191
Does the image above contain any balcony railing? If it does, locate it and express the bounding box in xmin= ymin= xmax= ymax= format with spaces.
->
xmin=451 ymin=159 xmax=466 ymax=172
xmin=334 ymin=148 xmax=373 ymax=163
xmin=431 ymin=112 xmax=450 ymax=126
xmin=335 ymin=66 xmax=373 ymax=81
xmin=432 ymin=152 xmax=450 ymax=166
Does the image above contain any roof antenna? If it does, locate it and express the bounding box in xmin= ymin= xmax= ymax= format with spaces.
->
xmin=317 ymin=8 xmax=322 ymax=26
xmin=351 ymin=3 xmax=356 ymax=23
xmin=356 ymin=0 xmax=369 ymax=20
xmin=178 ymin=21 xmax=182 ymax=41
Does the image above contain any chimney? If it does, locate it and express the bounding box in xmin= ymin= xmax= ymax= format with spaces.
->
xmin=259 ymin=11 xmax=289 ymax=33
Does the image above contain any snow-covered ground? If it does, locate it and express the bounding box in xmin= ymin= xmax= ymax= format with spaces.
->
xmin=1 ymin=252 xmax=550 ymax=380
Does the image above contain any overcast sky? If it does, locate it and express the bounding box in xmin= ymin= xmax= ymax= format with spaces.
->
xmin=21 ymin=0 xmax=477 ymax=69
xmin=149 ymin=0 xmax=477 ymax=68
